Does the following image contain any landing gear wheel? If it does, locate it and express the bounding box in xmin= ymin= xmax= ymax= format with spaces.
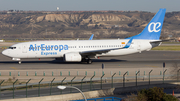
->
xmin=87 ymin=59 xmax=92 ymax=64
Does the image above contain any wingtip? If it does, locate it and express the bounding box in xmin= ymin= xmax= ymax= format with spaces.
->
xmin=124 ymin=38 xmax=133 ymax=48
xmin=89 ymin=34 xmax=94 ymax=40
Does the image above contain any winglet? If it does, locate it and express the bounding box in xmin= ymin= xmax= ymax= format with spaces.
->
xmin=89 ymin=34 xmax=94 ymax=40
xmin=123 ymin=38 xmax=133 ymax=48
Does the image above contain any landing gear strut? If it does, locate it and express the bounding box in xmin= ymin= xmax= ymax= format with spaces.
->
xmin=81 ymin=58 xmax=92 ymax=64
xmin=87 ymin=59 xmax=92 ymax=64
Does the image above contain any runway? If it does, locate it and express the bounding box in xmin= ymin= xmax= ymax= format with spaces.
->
xmin=0 ymin=50 xmax=179 ymax=100
xmin=0 ymin=50 xmax=180 ymax=70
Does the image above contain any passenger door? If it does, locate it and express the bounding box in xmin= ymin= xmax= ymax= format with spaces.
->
xmin=22 ymin=44 xmax=27 ymax=53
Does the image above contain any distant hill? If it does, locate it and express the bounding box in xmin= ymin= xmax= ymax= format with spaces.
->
xmin=0 ymin=11 xmax=180 ymax=40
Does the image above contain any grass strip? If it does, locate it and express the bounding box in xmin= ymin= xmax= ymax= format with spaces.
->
xmin=152 ymin=45 xmax=180 ymax=51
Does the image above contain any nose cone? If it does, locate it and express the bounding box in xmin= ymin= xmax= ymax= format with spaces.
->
xmin=2 ymin=49 xmax=9 ymax=56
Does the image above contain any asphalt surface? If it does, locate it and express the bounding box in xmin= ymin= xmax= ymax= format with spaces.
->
xmin=0 ymin=50 xmax=180 ymax=70
xmin=0 ymin=50 xmax=180 ymax=100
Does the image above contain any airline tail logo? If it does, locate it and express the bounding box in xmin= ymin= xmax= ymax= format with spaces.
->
xmin=148 ymin=22 xmax=161 ymax=33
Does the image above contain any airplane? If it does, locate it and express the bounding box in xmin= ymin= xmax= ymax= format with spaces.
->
xmin=2 ymin=8 xmax=166 ymax=64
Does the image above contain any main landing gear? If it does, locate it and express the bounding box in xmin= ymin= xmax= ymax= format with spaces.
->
xmin=87 ymin=59 xmax=92 ymax=64
xmin=81 ymin=58 xmax=92 ymax=64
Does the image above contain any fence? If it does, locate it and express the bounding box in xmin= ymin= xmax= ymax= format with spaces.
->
xmin=0 ymin=69 xmax=179 ymax=100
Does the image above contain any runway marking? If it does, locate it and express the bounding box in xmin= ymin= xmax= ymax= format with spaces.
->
xmin=146 ymin=65 xmax=159 ymax=68
xmin=10 ymin=67 xmax=18 ymax=70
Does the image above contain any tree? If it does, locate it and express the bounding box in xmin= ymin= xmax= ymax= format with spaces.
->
xmin=124 ymin=87 xmax=178 ymax=101
xmin=137 ymin=87 xmax=177 ymax=101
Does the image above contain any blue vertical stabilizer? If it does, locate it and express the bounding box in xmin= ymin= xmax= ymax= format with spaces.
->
xmin=127 ymin=8 xmax=166 ymax=40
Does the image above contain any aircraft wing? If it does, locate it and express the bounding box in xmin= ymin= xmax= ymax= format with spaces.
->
xmin=80 ymin=38 xmax=133 ymax=56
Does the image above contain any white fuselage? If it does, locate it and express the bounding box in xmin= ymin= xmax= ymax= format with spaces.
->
xmin=2 ymin=39 xmax=156 ymax=60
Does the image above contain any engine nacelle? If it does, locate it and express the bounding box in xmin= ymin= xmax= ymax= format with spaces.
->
xmin=64 ymin=53 xmax=82 ymax=62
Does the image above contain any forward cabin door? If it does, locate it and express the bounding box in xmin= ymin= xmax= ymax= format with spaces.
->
xmin=22 ymin=44 xmax=27 ymax=53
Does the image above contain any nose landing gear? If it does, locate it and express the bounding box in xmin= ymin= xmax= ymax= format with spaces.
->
xmin=12 ymin=58 xmax=21 ymax=64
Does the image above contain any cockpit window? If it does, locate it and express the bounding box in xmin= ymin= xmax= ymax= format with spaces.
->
xmin=9 ymin=47 xmax=16 ymax=49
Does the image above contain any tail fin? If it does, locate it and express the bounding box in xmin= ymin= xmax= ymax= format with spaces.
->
xmin=127 ymin=8 xmax=166 ymax=40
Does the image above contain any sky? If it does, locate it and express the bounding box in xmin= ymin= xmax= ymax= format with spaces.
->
xmin=0 ymin=0 xmax=179 ymax=12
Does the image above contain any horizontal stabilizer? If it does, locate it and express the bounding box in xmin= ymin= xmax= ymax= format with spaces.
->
xmin=150 ymin=39 xmax=174 ymax=43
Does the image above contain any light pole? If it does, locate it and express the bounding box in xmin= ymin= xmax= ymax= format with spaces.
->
xmin=57 ymin=86 xmax=87 ymax=101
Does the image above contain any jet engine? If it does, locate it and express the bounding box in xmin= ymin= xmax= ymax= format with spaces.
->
xmin=63 ymin=53 xmax=82 ymax=62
